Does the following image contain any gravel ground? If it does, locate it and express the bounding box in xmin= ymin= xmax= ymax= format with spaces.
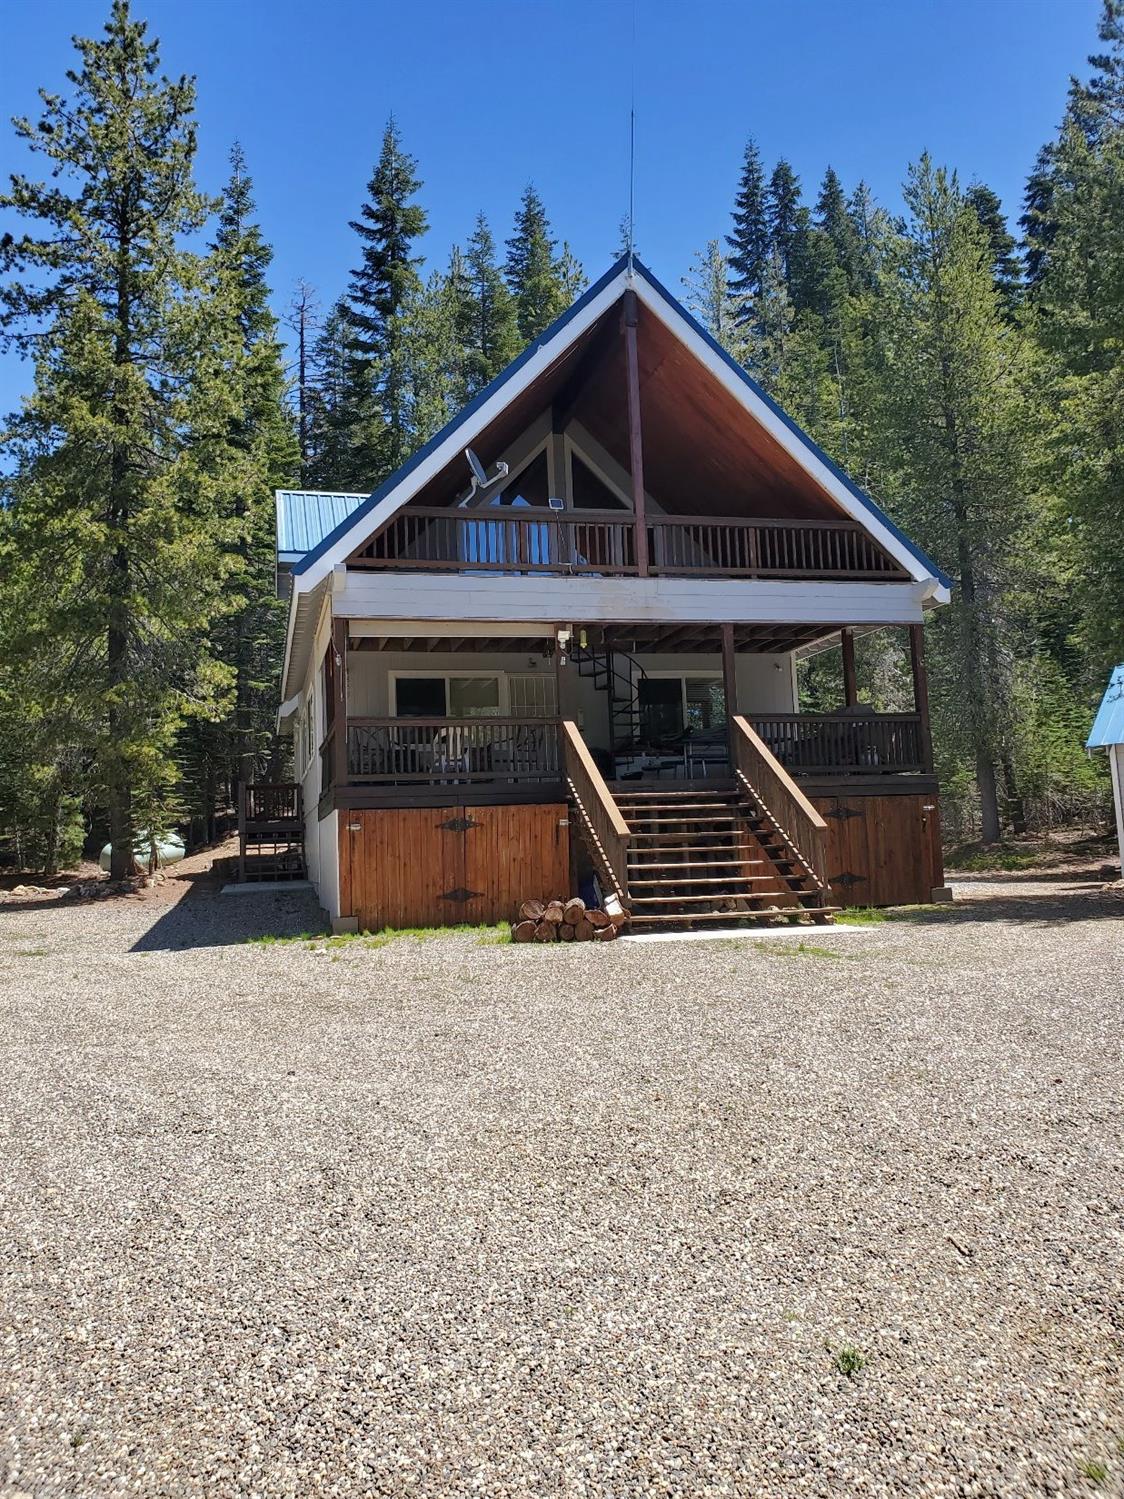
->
xmin=0 ymin=871 xmax=1122 ymax=1497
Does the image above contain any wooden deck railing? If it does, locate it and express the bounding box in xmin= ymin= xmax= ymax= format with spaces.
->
xmin=243 ymin=782 xmax=302 ymax=824
xmin=750 ymin=712 xmax=926 ymax=774
xmin=730 ymin=716 xmax=830 ymax=897
xmin=348 ymin=507 xmax=905 ymax=581
xmin=561 ymin=720 xmax=632 ymax=904
xmin=346 ymin=717 xmax=561 ymax=783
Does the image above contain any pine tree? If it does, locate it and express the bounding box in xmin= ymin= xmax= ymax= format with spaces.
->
xmin=765 ymin=159 xmax=802 ymax=281
xmin=877 ymin=156 xmax=1036 ymax=842
xmin=463 ymin=213 xmax=520 ymax=394
xmin=505 ymin=185 xmax=578 ymax=341
xmin=0 ymin=0 xmax=241 ymax=877
xmin=1030 ymin=0 xmax=1124 ymax=672
xmin=286 ymin=279 xmax=320 ymax=484
xmin=965 ymin=182 xmax=1023 ymax=314
xmin=196 ymin=144 xmax=298 ymax=804
xmin=305 ymin=298 xmax=358 ymax=488
xmin=682 ymin=241 xmax=745 ymax=353
xmin=815 ymin=167 xmax=865 ymax=290
xmin=347 ymin=117 xmax=428 ymax=477
xmin=726 ymin=138 xmax=769 ymax=315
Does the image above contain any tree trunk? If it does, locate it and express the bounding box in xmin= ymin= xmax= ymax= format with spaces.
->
xmin=976 ymin=748 xmax=1001 ymax=845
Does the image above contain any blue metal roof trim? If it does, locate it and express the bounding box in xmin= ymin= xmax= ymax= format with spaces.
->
xmin=276 ymin=490 xmax=367 ymax=559
xmin=632 ymin=258 xmax=953 ymax=590
xmin=1087 ymin=664 xmax=1124 ymax=748
xmin=291 ymin=253 xmax=950 ymax=589
xmin=291 ymin=256 xmax=634 ymax=577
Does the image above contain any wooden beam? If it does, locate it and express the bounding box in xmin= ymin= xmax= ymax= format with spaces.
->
xmin=909 ymin=623 xmax=935 ymax=773
xmin=841 ymin=627 xmax=858 ymax=707
xmin=721 ymin=622 xmax=738 ymax=764
xmin=332 ymin=616 xmax=349 ymax=791
xmin=622 ymin=291 xmax=650 ymax=577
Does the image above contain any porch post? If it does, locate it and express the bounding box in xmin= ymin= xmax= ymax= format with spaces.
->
xmin=840 ymin=627 xmax=858 ymax=707
xmin=622 ymin=290 xmax=650 ymax=578
xmin=332 ymin=616 xmax=349 ymax=790
xmin=909 ymin=622 xmax=935 ymax=773
xmin=721 ymin=623 xmax=739 ymax=765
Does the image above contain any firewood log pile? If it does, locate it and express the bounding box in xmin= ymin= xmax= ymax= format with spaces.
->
xmin=512 ymin=897 xmax=628 ymax=943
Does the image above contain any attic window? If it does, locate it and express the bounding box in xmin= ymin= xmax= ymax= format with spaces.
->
xmin=571 ymin=454 xmax=627 ymax=511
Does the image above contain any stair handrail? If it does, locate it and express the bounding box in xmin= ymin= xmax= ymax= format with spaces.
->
xmin=561 ymin=720 xmax=632 ymax=905
xmin=730 ymin=715 xmax=830 ymax=895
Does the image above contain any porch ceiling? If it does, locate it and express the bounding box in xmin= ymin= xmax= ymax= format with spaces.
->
xmin=345 ymin=623 xmax=838 ymax=655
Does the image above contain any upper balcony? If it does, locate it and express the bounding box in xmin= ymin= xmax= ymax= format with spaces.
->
xmin=348 ymin=507 xmax=908 ymax=583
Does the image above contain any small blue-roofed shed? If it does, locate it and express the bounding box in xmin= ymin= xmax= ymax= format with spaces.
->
xmin=1086 ymin=664 xmax=1124 ymax=875
xmin=275 ymin=490 xmax=367 ymax=592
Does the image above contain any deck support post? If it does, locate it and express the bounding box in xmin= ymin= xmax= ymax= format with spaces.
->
xmin=840 ymin=627 xmax=858 ymax=707
xmin=721 ymin=622 xmax=739 ymax=767
xmin=622 ymin=291 xmax=650 ymax=578
xmin=332 ymin=616 xmax=349 ymax=790
xmin=909 ymin=622 xmax=935 ymax=773
xmin=554 ymin=624 xmax=579 ymax=722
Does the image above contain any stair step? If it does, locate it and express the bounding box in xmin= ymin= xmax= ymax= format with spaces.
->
xmin=630 ymin=891 xmax=788 ymax=907
xmin=625 ymin=815 xmax=741 ymax=826
xmin=628 ymin=857 xmax=762 ymax=871
xmin=628 ymin=908 xmax=840 ymax=927
xmin=628 ymin=873 xmax=771 ymax=886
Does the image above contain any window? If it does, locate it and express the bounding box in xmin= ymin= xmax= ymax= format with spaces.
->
xmin=637 ymin=675 xmax=726 ymax=742
xmin=571 ymin=453 xmax=628 ymax=511
xmin=508 ymin=674 xmax=557 ymax=718
xmin=295 ymin=694 xmax=315 ymax=778
xmin=462 ymin=451 xmax=552 ymax=568
xmin=392 ymin=673 xmax=504 ymax=719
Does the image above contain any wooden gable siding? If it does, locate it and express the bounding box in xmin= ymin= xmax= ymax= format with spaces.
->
xmin=339 ymin=804 xmax=570 ymax=929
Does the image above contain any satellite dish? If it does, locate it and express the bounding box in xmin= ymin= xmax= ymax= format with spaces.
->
xmin=461 ymin=447 xmax=509 ymax=505
xmin=465 ymin=447 xmax=488 ymax=487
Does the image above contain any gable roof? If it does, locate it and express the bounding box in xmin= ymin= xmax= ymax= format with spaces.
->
xmin=276 ymin=490 xmax=366 ymax=564
xmin=1087 ymin=665 xmax=1124 ymax=748
xmin=289 ymin=255 xmax=950 ymax=593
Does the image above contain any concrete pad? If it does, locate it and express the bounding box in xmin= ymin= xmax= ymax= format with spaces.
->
xmin=623 ymin=924 xmax=872 ymax=944
xmin=220 ymin=880 xmax=313 ymax=895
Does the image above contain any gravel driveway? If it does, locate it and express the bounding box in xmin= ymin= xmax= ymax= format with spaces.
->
xmin=1 ymin=874 xmax=1122 ymax=1497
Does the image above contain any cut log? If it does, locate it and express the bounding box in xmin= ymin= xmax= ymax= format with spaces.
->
xmin=592 ymin=923 xmax=617 ymax=941
xmin=533 ymin=921 xmax=556 ymax=941
xmin=562 ymin=898 xmax=586 ymax=925
xmin=573 ymin=917 xmax=594 ymax=941
xmin=586 ymin=908 xmax=612 ymax=930
xmin=519 ymin=899 xmax=546 ymax=922
xmin=542 ymin=900 xmax=565 ymax=924
xmin=512 ymin=920 xmax=537 ymax=943
xmin=558 ymin=922 xmax=576 ymax=941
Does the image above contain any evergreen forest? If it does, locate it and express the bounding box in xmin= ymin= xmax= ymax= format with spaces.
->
xmin=1 ymin=0 xmax=1122 ymax=873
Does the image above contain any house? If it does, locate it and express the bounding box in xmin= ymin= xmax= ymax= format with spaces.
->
xmin=1086 ymin=664 xmax=1124 ymax=877
xmin=258 ymin=255 xmax=951 ymax=932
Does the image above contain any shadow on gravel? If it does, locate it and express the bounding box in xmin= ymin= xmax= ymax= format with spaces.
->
xmin=897 ymin=890 xmax=1123 ymax=928
xmin=130 ymin=881 xmax=328 ymax=952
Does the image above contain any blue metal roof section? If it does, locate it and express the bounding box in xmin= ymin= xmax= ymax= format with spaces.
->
xmin=292 ymin=253 xmax=951 ymax=589
xmin=276 ymin=490 xmax=367 ymax=562
xmin=1087 ymin=664 xmax=1124 ymax=748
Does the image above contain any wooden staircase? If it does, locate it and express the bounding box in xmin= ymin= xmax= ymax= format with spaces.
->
xmin=610 ymin=781 xmax=838 ymax=931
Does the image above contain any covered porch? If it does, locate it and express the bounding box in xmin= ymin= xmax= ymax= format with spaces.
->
xmin=316 ymin=617 xmax=934 ymax=805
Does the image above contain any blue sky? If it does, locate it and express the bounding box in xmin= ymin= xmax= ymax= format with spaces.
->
xmin=0 ymin=0 xmax=1101 ymax=420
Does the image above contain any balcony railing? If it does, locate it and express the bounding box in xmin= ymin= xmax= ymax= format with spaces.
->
xmin=346 ymin=717 xmax=562 ymax=784
xmin=749 ymin=713 xmax=927 ymax=774
xmin=349 ymin=508 xmax=905 ymax=581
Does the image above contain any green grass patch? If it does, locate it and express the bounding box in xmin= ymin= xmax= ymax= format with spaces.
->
xmin=830 ymin=1344 xmax=867 ymax=1377
xmin=754 ymin=940 xmax=850 ymax=960
xmin=1078 ymin=1458 xmax=1108 ymax=1486
xmin=945 ymin=845 xmax=1041 ymax=872
xmin=833 ymin=906 xmax=889 ymax=926
xmin=246 ymin=923 xmax=510 ymax=951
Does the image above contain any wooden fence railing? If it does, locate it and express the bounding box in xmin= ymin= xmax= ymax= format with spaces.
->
xmin=749 ymin=712 xmax=926 ymax=774
xmin=730 ymin=716 xmax=830 ymax=898
xmin=348 ymin=507 xmax=905 ymax=581
xmin=346 ymin=717 xmax=561 ymax=783
xmin=243 ymin=782 xmax=302 ymax=824
xmin=561 ymin=720 xmax=632 ymax=904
